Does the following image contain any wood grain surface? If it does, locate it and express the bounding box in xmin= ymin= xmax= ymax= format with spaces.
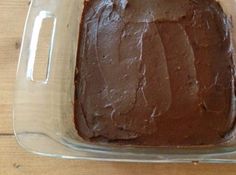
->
xmin=1 ymin=0 xmax=236 ymax=174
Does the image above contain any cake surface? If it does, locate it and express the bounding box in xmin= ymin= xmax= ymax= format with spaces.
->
xmin=74 ymin=0 xmax=236 ymax=146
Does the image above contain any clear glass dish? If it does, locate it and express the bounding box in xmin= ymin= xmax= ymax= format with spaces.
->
xmin=14 ymin=0 xmax=236 ymax=163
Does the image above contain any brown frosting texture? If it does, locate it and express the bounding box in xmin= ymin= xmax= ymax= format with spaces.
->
xmin=74 ymin=0 xmax=236 ymax=146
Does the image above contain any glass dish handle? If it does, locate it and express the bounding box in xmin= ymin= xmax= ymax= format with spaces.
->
xmin=17 ymin=0 xmax=57 ymax=83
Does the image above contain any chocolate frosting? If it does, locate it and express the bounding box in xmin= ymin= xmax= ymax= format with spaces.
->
xmin=74 ymin=0 xmax=236 ymax=146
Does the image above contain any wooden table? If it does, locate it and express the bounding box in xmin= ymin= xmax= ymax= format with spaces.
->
xmin=1 ymin=0 xmax=236 ymax=174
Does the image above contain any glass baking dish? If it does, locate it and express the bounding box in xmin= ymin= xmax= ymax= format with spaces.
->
xmin=14 ymin=0 xmax=236 ymax=163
